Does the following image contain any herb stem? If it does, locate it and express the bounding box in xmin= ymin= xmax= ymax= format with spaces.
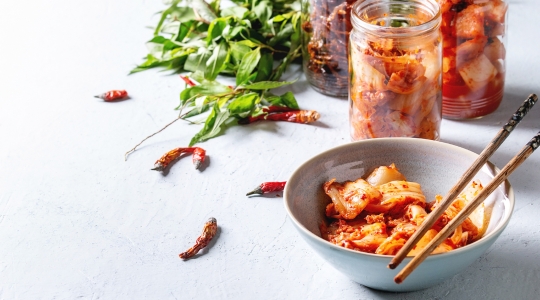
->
xmin=124 ymin=117 xmax=181 ymax=161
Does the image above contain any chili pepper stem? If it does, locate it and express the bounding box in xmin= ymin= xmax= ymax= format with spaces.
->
xmin=246 ymin=186 xmax=264 ymax=196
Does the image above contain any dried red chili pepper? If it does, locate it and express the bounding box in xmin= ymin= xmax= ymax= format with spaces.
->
xmin=262 ymin=106 xmax=297 ymax=114
xmin=94 ymin=90 xmax=128 ymax=101
xmin=152 ymin=147 xmax=206 ymax=171
xmin=180 ymin=75 xmax=197 ymax=87
xmin=239 ymin=110 xmax=320 ymax=125
xmin=246 ymin=181 xmax=287 ymax=196
xmin=179 ymin=217 xmax=218 ymax=260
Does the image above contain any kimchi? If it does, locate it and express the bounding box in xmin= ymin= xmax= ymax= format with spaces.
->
xmin=320 ymin=164 xmax=487 ymax=255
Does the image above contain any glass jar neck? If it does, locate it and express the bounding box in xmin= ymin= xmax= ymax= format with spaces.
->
xmin=351 ymin=0 xmax=441 ymax=38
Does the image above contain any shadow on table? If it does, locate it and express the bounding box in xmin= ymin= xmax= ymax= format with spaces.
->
xmin=352 ymin=247 xmax=540 ymax=299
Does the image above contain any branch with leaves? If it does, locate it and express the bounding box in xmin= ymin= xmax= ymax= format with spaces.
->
xmin=125 ymin=0 xmax=307 ymax=158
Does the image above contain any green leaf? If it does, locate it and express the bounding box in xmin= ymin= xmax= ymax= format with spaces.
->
xmin=235 ymin=39 xmax=263 ymax=48
xmin=269 ymin=14 xmax=302 ymax=81
xmin=161 ymin=21 xmax=181 ymax=36
xmin=154 ymin=7 xmax=173 ymax=36
xmin=204 ymin=40 xmax=230 ymax=80
xmin=291 ymin=9 xmax=301 ymax=30
xmin=236 ymin=47 xmax=261 ymax=86
xmin=217 ymin=94 xmax=232 ymax=108
xmin=248 ymin=28 xmax=267 ymax=44
xmin=175 ymin=21 xmax=195 ymax=42
xmin=221 ymin=6 xmax=249 ymax=19
xmin=189 ymin=70 xmax=206 ymax=83
xmin=264 ymin=91 xmax=298 ymax=109
xmin=253 ymin=0 xmax=272 ymax=27
xmin=268 ymin=22 xmax=294 ymax=47
xmin=206 ymin=18 xmax=228 ymax=43
xmin=168 ymin=55 xmax=189 ymax=71
xmin=264 ymin=93 xmax=282 ymax=105
xmin=228 ymin=93 xmax=259 ymax=116
xmin=189 ymin=104 xmax=231 ymax=146
xmin=229 ymin=43 xmax=251 ymax=66
xmin=129 ymin=54 xmax=170 ymax=74
xmin=171 ymin=7 xmax=196 ymax=22
xmin=209 ymin=0 xmax=221 ymax=13
xmin=184 ymin=48 xmax=212 ymax=72
xmin=225 ymin=25 xmax=248 ymax=40
xmin=145 ymin=36 xmax=168 ymax=59
xmin=272 ymin=14 xmax=286 ymax=23
xmin=192 ymin=0 xmax=218 ymax=23
xmin=171 ymin=47 xmax=196 ymax=58
xmin=182 ymin=104 xmax=210 ymax=118
xmin=189 ymin=104 xmax=218 ymax=146
xmin=240 ymin=79 xmax=296 ymax=90
xmin=180 ymin=81 xmax=233 ymax=102
xmin=279 ymin=91 xmax=299 ymax=109
xmin=254 ymin=51 xmax=273 ymax=82
xmin=163 ymin=39 xmax=180 ymax=52
xmin=154 ymin=2 xmax=192 ymax=36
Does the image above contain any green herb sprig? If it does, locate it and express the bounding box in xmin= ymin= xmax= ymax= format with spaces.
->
xmin=125 ymin=0 xmax=303 ymax=158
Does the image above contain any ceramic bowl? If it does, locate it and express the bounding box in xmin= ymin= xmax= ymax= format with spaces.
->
xmin=284 ymin=138 xmax=514 ymax=292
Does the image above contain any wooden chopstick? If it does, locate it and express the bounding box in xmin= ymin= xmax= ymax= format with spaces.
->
xmin=388 ymin=94 xmax=538 ymax=270
xmin=394 ymin=130 xmax=540 ymax=283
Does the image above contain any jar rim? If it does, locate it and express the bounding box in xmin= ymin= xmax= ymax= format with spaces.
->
xmin=351 ymin=0 xmax=441 ymax=37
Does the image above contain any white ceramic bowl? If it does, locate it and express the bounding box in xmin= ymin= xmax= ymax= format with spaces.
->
xmin=284 ymin=138 xmax=514 ymax=292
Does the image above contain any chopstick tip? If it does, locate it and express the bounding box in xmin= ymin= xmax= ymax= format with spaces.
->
xmin=388 ymin=262 xmax=398 ymax=269
xmin=394 ymin=276 xmax=403 ymax=284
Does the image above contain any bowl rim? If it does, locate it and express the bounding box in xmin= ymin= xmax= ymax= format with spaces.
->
xmin=283 ymin=138 xmax=515 ymax=261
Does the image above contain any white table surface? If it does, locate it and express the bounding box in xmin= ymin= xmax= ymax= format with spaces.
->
xmin=1 ymin=0 xmax=539 ymax=299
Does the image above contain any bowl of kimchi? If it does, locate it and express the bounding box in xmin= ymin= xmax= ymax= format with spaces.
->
xmin=284 ymin=138 xmax=514 ymax=292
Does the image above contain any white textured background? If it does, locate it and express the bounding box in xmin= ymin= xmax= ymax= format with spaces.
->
xmin=1 ymin=0 xmax=539 ymax=299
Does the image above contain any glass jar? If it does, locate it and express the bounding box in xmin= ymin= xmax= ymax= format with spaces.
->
xmin=349 ymin=0 xmax=442 ymax=141
xmin=301 ymin=0 xmax=357 ymax=97
xmin=440 ymin=0 xmax=508 ymax=119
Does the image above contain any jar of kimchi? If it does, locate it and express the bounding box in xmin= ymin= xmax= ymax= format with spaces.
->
xmin=301 ymin=0 xmax=357 ymax=97
xmin=440 ymin=0 xmax=508 ymax=119
xmin=349 ymin=0 xmax=442 ymax=140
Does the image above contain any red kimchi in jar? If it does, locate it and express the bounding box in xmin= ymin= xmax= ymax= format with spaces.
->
xmin=349 ymin=0 xmax=442 ymax=141
xmin=440 ymin=0 xmax=508 ymax=119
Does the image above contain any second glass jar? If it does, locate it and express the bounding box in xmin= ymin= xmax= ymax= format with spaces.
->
xmin=349 ymin=0 xmax=443 ymax=141
xmin=301 ymin=0 xmax=357 ymax=97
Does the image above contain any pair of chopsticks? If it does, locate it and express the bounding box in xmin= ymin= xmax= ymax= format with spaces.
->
xmin=389 ymin=94 xmax=539 ymax=284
